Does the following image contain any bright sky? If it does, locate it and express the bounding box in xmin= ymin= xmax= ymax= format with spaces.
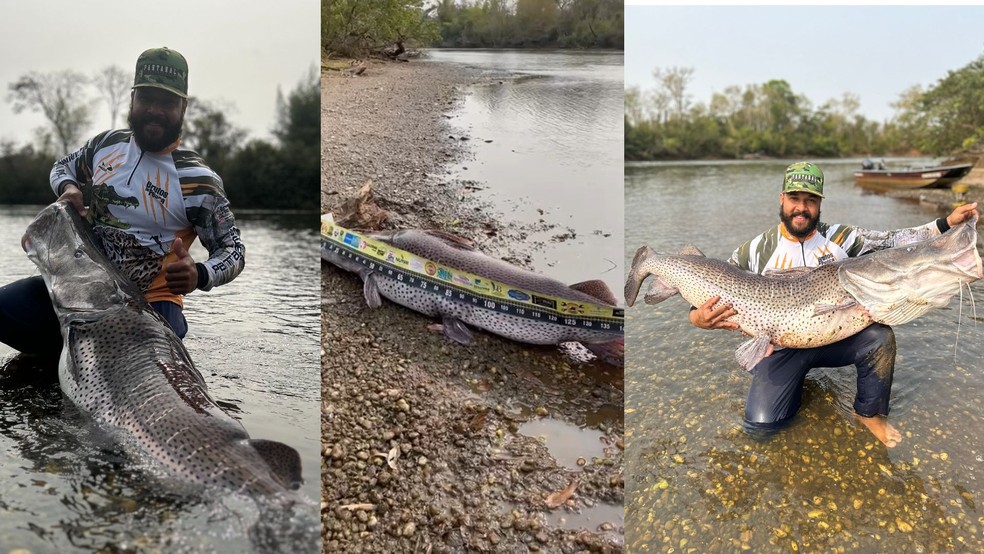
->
xmin=0 ymin=0 xmax=319 ymax=149
xmin=625 ymin=4 xmax=984 ymax=122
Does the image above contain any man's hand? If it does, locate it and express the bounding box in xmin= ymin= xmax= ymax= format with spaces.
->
xmin=57 ymin=182 xmax=86 ymax=217
xmin=947 ymin=202 xmax=979 ymax=227
xmin=165 ymin=238 xmax=198 ymax=295
xmin=690 ymin=295 xmax=740 ymax=331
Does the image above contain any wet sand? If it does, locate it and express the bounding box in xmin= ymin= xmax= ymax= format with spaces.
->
xmin=321 ymin=61 xmax=624 ymax=552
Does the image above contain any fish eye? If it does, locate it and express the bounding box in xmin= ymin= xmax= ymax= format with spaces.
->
xmin=74 ymin=249 xmax=84 ymax=259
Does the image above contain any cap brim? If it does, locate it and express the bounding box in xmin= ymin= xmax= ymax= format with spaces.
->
xmin=133 ymin=83 xmax=188 ymax=99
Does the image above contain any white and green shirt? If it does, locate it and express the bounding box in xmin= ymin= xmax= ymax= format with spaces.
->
xmin=729 ymin=219 xmax=946 ymax=274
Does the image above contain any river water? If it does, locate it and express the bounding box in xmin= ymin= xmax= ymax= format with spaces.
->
xmin=424 ymin=49 xmax=625 ymax=296
xmin=624 ymin=159 xmax=984 ymax=553
xmin=0 ymin=206 xmax=320 ymax=552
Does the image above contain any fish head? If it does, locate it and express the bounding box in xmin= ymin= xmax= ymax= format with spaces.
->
xmin=24 ymin=201 xmax=126 ymax=314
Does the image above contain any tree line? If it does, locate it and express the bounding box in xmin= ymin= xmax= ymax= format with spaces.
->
xmin=0 ymin=67 xmax=319 ymax=210
xmin=626 ymin=53 xmax=984 ymax=162
xmin=323 ymin=0 xmax=623 ymax=58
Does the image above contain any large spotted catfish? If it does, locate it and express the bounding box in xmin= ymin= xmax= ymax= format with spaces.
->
xmin=322 ymin=228 xmax=624 ymax=366
xmin=23 ymin=201 xmax=301 ymax=496
xmin=625 ymin=215 xmax=982 ymax=370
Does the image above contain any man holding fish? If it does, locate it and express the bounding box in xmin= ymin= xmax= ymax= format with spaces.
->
xmin=689 ymin=162 xmax=978 ymax=447
xmin=0 ymin=47 xmax=245 ymax=353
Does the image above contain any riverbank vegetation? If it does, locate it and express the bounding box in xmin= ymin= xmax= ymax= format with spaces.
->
xmin=0 ymin=68 xmax=318 ymax=209
xmin=626 ymin=53 xmax=984 ymax=162
xmin=322 ymin=0 xmax=622 ymax=59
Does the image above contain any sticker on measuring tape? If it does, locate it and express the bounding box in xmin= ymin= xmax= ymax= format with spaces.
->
xmin=322 ymin=220 xmax=624 ymax=333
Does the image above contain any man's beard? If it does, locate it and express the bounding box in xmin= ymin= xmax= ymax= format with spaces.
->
xmin=779 ymin=206 xmax=820 ymax=239
xmin=128 ymin=111 xmax=182 ymax=152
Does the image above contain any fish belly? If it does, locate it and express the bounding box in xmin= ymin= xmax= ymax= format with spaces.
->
xmin=374 ymin=278 xmax=617 ymax=345
xmin=61 ymin=307 xmax=284 ymax=494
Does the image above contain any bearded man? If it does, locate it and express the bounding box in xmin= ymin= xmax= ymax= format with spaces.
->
xmin=689 ymin=161 xmax=977 ymax=447
xmin=0 ymin=47 xmax=245 ymax=353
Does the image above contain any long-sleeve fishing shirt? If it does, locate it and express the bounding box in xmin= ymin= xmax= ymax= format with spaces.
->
xmin=50 ymin=129 xmax=245 ymax=307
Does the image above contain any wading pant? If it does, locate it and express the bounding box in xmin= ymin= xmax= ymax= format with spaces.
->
xmin=0 ymin=276 xmax=188 ymax=356
xmin=744 ymin=323 xmax=896 ymax=430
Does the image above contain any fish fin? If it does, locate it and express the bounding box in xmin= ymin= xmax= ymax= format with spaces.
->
xmin=568 ymin=280 xmax=618 ymax=306
xmin=677 ymin=245 xmax=705 ymax=257
xmin=838 ymin=265 xmax=947 ymax=325
xmin=643 ymin=278 xmax=678 ymax=304
xmin=734 ymin=335 xmax=773 ymax=371
xmin=813 ymin=299 xmax=857 ymax=316
xmin=625 ymin=245 xmax=659 ymax=307
xmin=440 ymin=316 xmax=474 ymax=345
xmin=420 ymin=230 xmax=477 ymax=251
xmin=584 ymin=339 xmax=624 ymax=368
xmin=248 ymin=439 xmax=303 ymax=490
xmin=363 ymin=273 xmax=382 ymax=309
xmin=763 ymin=266 xmax=813 ymax=278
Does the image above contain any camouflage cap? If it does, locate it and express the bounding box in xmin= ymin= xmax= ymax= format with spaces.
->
xmin=133 ymin=47 xmax=188 ymax=98
xmin=782 ymin=161 xmax=824 ymax=198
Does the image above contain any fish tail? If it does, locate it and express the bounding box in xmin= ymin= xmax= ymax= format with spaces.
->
xmin=624 ymin=245 xmax=657 ymax=307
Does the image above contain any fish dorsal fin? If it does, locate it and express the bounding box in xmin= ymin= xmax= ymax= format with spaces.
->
xmin=421 ymin=230 xmax=477 ymax=251
xmin=248 ymin=439 xmax=303 ymax=490
xmin=763 ymin=266 xmax=814 ymax=279
xmin=569 ymin=279 xmax=618 ymax=305
xmin=677 ymin=245 xmax=705 ymax=257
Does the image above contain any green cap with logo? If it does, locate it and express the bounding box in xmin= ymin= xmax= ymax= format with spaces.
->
xmin=133 ymin=47 xmax=188 ymax=98
xmin=782 ymin=161 xmax=824 ymax=198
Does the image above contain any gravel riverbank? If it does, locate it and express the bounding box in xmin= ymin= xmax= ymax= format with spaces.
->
xmin=321 ymin=60 xmax=624 ymax=553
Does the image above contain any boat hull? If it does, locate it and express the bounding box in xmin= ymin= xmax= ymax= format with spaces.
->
xmin=854 ymin=163 xmax=973 ymax=191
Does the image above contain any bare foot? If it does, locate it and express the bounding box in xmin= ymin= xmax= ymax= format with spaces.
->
xmin=855 ymin=413 xmax=902 ymax=448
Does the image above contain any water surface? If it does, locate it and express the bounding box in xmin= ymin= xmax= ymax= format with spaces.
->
xmin=0 ymin=206 xmax=320 ymax=552
xmin=425 ymin=49 xmax=625 ymax=296
xmin=625 ymin=159 xmax=984 ymax=552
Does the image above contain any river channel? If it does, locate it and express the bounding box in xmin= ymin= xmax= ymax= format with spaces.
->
xmin=625 ymin=159 xmax=984 ymax=553
xmin=425 ymin=48 xmax=625 ymax=296
xmin=0 ymin=206 xmax=320 ymax=553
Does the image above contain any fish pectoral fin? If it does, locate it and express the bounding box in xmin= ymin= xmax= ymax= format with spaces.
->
xmin=568 ymin=280 xmax=618 ymax=306
xmin=584 ymin=339 xmax=624 ymax=368
xmin=734 ymin=335 xmax=773 ymax=371
xmin=643 ymin=278 xmax=678 ymax=305
xmin=440 ymin=316 xmax=474 ymax=345
xmin=363 ymin=273 xmax=383 ymax=309
xmin=813 ymin=299 xmax=857 ymax=316
xmin=247 ymin=439 xmax=303 ymax=490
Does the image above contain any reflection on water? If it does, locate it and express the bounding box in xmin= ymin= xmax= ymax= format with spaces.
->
xmin=625 ymin=160 xmax=984 ymax=552
xmin=0 ymin=205 xmax=319 ymax=552
xmin=425 ymin=49 xmax=624 ymax=297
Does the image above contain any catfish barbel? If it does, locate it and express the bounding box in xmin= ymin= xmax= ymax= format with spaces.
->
xmin=625 ymin=215 xmax=982 ymax=370
xmin=23 ymin=201 xmax=302 ymax=496
xmin=322 ymin=221 xmax=624 ymax=366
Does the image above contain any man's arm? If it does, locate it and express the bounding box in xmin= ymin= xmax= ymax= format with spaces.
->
xmin=188 ymin=191 xmax=246 ymax=291
xmin=50 ymin=132 xmax=107 ymax=215
xmin=844 ymin=203 xmax=979 ymax=256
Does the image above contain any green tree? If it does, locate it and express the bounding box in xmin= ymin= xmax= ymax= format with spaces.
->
xmin=323 ymin=0 xmax=440 ymax=58
xmin=912 ymin=54 xmax=984 ymax=154
xmin=183 ymin=98 xmax=248 ymax=179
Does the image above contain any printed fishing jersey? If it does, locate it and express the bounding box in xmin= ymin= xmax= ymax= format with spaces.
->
xmin=729 ymin=219 xmax=944 ymax=274
xmin=50 ymin=129 xmax=245 ymax=307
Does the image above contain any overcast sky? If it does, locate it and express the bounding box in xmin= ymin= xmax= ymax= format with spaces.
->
xmin=625 ymin=4 xmax=984 ymax=122
xmin=0 ymin=0 xmax=319 ymax=150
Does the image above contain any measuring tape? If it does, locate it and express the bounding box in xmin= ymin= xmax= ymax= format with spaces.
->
xmin=321 ymin=216 xmax=624 ymax=334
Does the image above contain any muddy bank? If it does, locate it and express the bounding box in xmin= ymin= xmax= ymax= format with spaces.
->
xmin=321 ymin=60 xmax=624 ymax=552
